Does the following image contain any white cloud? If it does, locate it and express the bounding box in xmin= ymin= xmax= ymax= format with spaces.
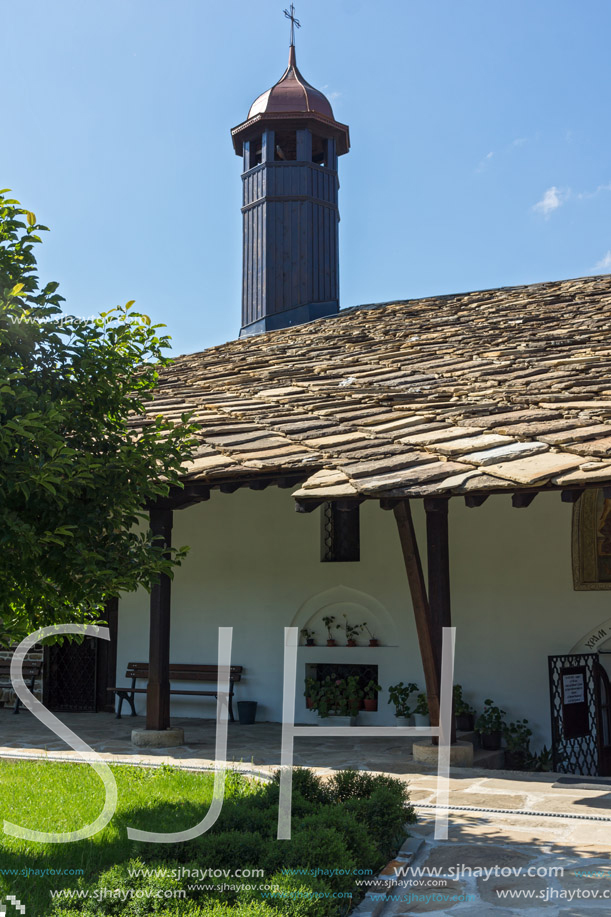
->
xmin=475 ymin=151 xmax=494 ymax=172
xmin=533 ymin=186 xmax=567 ymax=217
xmin=321 ymin=84 xmax=342 ymax=101
xmin=596 ymin=251 xmax=611 ymax=271
xmin=512 ymin=137 xmax=527 ymax=147
xmin=576 ymin=182 xmax=611 ymax=201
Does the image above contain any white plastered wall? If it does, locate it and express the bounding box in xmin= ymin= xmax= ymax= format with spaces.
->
xmin=117 ymin=488 xmax=611 ymax=751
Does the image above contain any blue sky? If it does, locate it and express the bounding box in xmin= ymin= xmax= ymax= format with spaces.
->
xmin=3 ymin=0 xmax=610 ymax=354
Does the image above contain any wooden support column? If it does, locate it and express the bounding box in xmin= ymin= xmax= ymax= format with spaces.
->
xmin=393 ymin=500 xmax=440 ymax=728
xmin=146 ymin=507 xmax=173 ymax=731
xmin=425 ymin=497 xmax=456 ymax=743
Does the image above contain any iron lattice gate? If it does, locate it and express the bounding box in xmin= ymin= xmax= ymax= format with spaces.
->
xmin=548 ymin=652 xmax=600 ymax=776
xmin=44 ymin=637 xmax=98 ymax=712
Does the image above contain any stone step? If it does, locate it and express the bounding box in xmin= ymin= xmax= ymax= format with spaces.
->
xmin=456 ymin=729 xmax=478 ymax=746
xmin=456 ymin=729 xmax=506 ymax=769
xmin=473 ymin=747 xmax=505 ymax=769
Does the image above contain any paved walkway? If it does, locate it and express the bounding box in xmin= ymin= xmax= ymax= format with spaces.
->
xmin=2 ymin=710 xmax=611 ymax=914
xmin=381 ymin=805 xmax=611 ymax=915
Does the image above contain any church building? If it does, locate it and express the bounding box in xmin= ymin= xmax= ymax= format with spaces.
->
xmin=14 ymin=19 xmax=611 ymax=778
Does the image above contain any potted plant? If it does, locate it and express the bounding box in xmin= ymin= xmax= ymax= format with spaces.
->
xmin=387 ymin=681 xmax=419 ymax=725
xmin=532 ymin=744 xmax=553 ymax=772
xmin=453 ymin=684 xmax=476 ymax=731
xmin=341 ymin=614 xmax=364 ymax=647
xmin=322 ymin=615 xmax=338 ymax=647
xmin=413 ymin=693 xmax=430 ymax=727
xmin=363 ymin=680 xmax=381 ymax=712
xmin=362 ymin=622 xmax=379 ymax=647
xmin=304 ymin=677 xmax=320 ymax=710
xmin=475 ymin=698 xmax=506 ymax=750
xmin=312 ymin=674 xmax=361 ymax=725
xmin=301 ymin=628 xmax=316 ymax=647
xmin=503 ymin=719 xmax=532 ymax=770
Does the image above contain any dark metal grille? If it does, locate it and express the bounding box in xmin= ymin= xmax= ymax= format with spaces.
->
xmin=44 ymin=638 xmax=98 ymax=712
xmin=320 ymin=503 xmax=360 ymax=562
xmin=548 ymin=653 xmax=599 ymax=775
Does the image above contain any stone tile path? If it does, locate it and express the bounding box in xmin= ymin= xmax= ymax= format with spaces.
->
xmin=379 ymin=808 xmax=611 ymax=915
xmin=2 ymin=710 xmax=611 ymax=915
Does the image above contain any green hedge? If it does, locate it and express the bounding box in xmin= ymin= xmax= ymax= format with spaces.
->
xmin=49 ymin=768 xmax=414 ymax=917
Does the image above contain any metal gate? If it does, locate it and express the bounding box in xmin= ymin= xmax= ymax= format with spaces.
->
xmin=44 ymin=637 xmax=98 ymax=712
xmin=548 ymin=652 xmax=600 ymax=775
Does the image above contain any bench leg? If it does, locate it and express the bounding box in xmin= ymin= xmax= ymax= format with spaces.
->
xmin=13 ymin=697 xmax=21 ymax=715
xmin=116 ymin=691 xmax=137 ymax=719
xmin=228 ymin=692 xmax=235 ymax=723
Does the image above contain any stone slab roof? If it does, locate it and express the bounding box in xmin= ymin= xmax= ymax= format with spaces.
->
xmin=141 ymin=273 xmax=611 ymax=501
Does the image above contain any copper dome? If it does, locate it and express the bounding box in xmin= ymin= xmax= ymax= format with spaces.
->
xmin=247 ymin=46 xmax=334 ymax=120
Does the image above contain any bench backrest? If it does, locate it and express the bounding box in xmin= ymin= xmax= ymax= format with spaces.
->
xmin=125 ymin=663 xmax=243 ymax=683
xmin=0 ymin=661 xmax=42 ymax=678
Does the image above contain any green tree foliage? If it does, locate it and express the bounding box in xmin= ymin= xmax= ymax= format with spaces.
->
xmin=0 ymin=191 xmax=195 ymax=645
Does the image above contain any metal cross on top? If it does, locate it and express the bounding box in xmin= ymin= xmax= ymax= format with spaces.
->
xmin=284 ymin=3 xmax=301 ymax=47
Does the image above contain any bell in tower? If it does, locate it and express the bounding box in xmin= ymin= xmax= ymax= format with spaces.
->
xmin=231 ymin=6 xmax=350 ymax=337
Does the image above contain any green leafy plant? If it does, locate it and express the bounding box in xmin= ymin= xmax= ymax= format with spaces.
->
xmin=414 ymin=693 xmax=429 ymax=717
xmin=304 ymin=677 xmax=320 ymax=706
xmin=363 ymin=680 xmax=381 ymax=700
xmin=453 ymin=684 xmax=476 ymax=717
xmin=0 ymin=190 xmax=196 ymax=646
xmin=503 ymin=719 xmax=532 ymax=752
xmin=312 ymin=674 xmax=362 ymax=718
xmin=341 ymin=614 xmax=364 ymax=645
xmin=387 ymin=681 xmax=419 ymax=718
xmin=300 ymin=628 xmax=316 ymax=645
xmin=475 ymin=699 xmax=507 ymax=735
xmin=532 ymin=744 xmax=554 ymax=772
xmin=322 ymin=615 xmax=338 ymax=641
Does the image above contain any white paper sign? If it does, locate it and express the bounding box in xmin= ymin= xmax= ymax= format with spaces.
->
xmin=563 ymin=673 xmax=585 ymax=705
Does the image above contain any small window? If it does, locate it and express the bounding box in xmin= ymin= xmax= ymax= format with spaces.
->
xmin=321 ymin=503 xmax=360 ymax=562
xmin=251 ymin=136 xmax=263 ymax=167
xmin=312 ymin=135 xmax=328 ymax=167
xmin=274 ymin=131 xmax=297 ymax=161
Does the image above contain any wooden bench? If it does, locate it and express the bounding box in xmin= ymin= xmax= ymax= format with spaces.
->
xmin=108 ymin=663 xmax=244 ymax=722
xmin=0 ymin=660 xmax=42 ymax=714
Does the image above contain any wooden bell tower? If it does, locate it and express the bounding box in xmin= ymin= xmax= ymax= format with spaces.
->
xmin=231 ymin=8 xmax=350 ymax=337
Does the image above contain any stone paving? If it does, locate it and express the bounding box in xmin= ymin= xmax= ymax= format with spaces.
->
xmin=1 ymin=710 xmax=611 ymax=915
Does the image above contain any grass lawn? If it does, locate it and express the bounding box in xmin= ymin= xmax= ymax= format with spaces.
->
xmin=0 ymin=760 xmax=414 ymax=916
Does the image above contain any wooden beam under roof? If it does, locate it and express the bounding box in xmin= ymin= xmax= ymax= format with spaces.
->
xmin=146 ymin=507 xmax=173 ymax=732
xmin=393 ymin=500 xmax=441 ymax=730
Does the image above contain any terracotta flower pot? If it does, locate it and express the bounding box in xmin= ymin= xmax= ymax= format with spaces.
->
xmin=327 ymin=639 xmax=336 ymax=647
xmin=347 ymin=639 xmax=357 ymax=647
xmin=369 ymin=638 xmax=379 ymax=647
xmin=306 ymin=696 xmax=313 ymax=709
xmin=363 ymin=698 xmax=377 ymax=712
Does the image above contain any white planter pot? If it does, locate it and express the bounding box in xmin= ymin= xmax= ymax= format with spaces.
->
xmin=320 ymin=715 xmax=358 ymax=727
xmin=395 ymin=715 xmax=414 ymax=726
xmin=413 ymin=714 xmax=430 ymax=727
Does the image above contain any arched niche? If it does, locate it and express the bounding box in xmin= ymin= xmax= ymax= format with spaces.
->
xmin=291 ymin=585 xmax=398 ymax=646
